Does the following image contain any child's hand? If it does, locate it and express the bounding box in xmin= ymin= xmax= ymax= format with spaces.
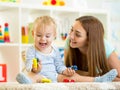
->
xmin=32 ymin=60 xmax=42 ymax=73
xmin=62 ymin=68 xmax=75 ymax=76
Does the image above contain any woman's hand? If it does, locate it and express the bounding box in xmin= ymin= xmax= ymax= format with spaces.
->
xmin=62 ymin=68 xmax=75 ymax=76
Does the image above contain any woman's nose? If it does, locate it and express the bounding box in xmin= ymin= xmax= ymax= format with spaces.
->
xmin=69 ymin=32 xmax=74 ymax=39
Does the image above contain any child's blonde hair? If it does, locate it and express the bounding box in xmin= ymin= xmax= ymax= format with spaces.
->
xmin=33 ymin=16 xmax=56 ymax=33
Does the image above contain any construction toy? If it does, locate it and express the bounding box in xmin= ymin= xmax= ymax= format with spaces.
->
xmin=0 ymin=25 xmax=4 ymax=43
xmin=32 ymin=58 xmax=40 ymax=70
xmin=21 ymin=26 xmax=28 ymax=44
xmin=41 ymin=78 xmax=52 ymax=83
xmin=0 ymin=64 xmax=7 ymax=82
xmin=61 ymin=33 xmax=67 ymax=40
xmin=71 ymin=65 xmax=78 ymax=70
xmin=68 ymin=65 xmax=78 ymax=70
xmin=32 ymin=58 xmax=38 ymax=70
xmin=63 ymin=79 xmax=69 ymax=82
xmin=43 ymin=0 xmax=65 ymax=6
xmin=4 ymin=23 xmax=10 ymax=43
xmin=63 ymin=79 xmax=75 ymax=82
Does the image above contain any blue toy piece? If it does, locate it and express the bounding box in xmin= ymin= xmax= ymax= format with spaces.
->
xmin=69 ymin=65 xmax=78 ymax=70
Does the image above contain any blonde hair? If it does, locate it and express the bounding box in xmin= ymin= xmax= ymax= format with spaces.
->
xmin=33 ymin=16 xmax=56 ymax=33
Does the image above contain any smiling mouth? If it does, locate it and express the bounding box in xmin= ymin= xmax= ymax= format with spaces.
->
xmin=39 ymin=43 xmax=47 ymax=47
xmin=70 ymin=40 xmax=77 ymax=44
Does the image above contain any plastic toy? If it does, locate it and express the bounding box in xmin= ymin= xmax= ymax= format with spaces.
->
xmin=21 ymin=26 xmax=28 ymax=44
xmin=61 ymin=33 xmax=67 ymax=40
xmin=43 ymin=0 xmax=65 ymax=6
xmin=0 ymin=25 xmax=4 ymax=43
xmin=32 ymin=58 xmax=38 ymax=69
xmin=63 ymin=79 xmax=75 ymax=82
xmin=4 ymin=23 xmax=10 ymax=43
xmin=41 ymin=78 xmax=52 ymax=83
xmin=0 ymin=64 xmax=7 ymax=82
xmin=69 ymin=65 xmax=78 ymax=70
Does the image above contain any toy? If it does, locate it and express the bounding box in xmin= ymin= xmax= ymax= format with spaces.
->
xmin=0 ymin=25 xmax=4 ymax=43
xmin=61 ymin=33 xmax=67 ymax=40
xmin=4 ymin=23 xmax=10 ymax=43
xmin=63 ymin=79 xmax=75 ymax=82
xmin=32 ymin=58 xmax=40 ymax=70
xmin=21 ymin=26 xmax=28 ymax=44
xmin=41 ymin=78 xmax=52 ymax=83
xmin=32 ymin=58 xmax=38 ymax=69
xmin=43 ymin=0 xmax=65 ymax=6
xmin=69 ymin=65 xmax=78 ymax=70
xmin=0 ymin=64 xmax=7 ymax=82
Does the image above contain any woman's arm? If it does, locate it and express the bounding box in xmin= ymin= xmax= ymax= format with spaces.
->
xmin=108 ymin=51 xmax=120 ymax=78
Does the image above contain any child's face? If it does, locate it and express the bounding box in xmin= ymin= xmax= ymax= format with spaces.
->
xmin=32 ymin=24 xmax=56 ymax=53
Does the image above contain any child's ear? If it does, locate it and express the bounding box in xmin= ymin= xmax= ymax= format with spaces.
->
xmin=32 ymin=30 xmax=34 ymax=37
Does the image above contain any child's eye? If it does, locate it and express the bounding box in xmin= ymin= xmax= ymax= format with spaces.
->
xmin=36 ymin=34 xmax=42 ymax=37
xmin=46 ymin=35 xmax=50 ymax=38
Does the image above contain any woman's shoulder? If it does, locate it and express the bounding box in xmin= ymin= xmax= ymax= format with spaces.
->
xmin=104 ymin=39 xmax=115 ymax=58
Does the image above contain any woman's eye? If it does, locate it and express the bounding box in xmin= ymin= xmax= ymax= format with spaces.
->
xmin=76 ymin=33 xmax=81 ymax=37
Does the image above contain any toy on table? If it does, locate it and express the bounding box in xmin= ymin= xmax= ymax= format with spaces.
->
xmin=0 ymin=25 xmax=4 ymax=43
xmin=4 ymin=23 xmax=10 ymax=43
xmin=41 ymin=78 xmax=52 ymax=83
xmin=63 ymin=79 xmax=75 ymax=82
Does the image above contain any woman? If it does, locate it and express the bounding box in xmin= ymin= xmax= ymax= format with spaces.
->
xmin=64 ymin=16 xmax=120 ymax=81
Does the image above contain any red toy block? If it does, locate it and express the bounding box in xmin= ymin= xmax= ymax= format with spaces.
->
xmin=63 ymin=79 xmax=69 ymax=82
xmin=63 ymin=79 xmax=75 ymax=82
xmin=69 ymin=79 xmax=75 ymax=82
xmin=0 ymin=64 xmax=7 ymax=82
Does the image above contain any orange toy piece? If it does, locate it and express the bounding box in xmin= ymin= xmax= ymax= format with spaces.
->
xmin=43 ymin=0 xmax=65 ymax=6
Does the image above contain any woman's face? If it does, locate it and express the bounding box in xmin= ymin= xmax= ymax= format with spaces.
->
xmin=69 ymin=21 xmax=88 ymax=50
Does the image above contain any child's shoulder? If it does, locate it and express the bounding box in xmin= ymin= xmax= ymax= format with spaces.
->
xmin=26 ymin=45 xmax=35 ymax=52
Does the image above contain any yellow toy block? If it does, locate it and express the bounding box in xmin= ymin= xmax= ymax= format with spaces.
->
xmin=32 ymin=58 xmax=37 ymax=69
xmin=41 ymin=78 xmax=52 ymax=83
